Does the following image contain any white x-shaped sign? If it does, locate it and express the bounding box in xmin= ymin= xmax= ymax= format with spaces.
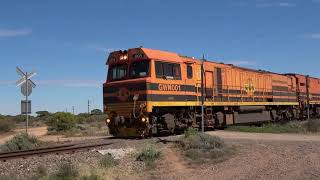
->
xmin=16 ymin=66 xmax=36 ymax=88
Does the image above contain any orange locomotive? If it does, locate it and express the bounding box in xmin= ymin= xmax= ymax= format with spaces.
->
xmin=103 ymin=48 xmax=320 ymax=137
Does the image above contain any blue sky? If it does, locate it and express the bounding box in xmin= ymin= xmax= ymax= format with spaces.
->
xmin=0 ymin=0 xmax=320 ymax=115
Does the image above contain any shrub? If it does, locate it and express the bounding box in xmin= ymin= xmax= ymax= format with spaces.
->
xmin=91 ymin=109 xmax=103 ymax=115
xmin=184 ymin=127 xmax=198 ymax=138
xmin=30 ymin=165 xmax=48 ymax=180
xmin=99 ymin=154 xmax=119 ymax=168
xmin=179 ymin=133 xmax=224 ymax=150
xmin=53 ymin=162 xmax=79 ymax=179
xmin=80 ymin=173 xmax=102 ymax=180
xmin=0 ymin=133 xmax=41 ymax=152
xmin=47 ymin=112 xmax=76 ymax=132
xmin=177 ymin=132 xmax=232 ymax=163
xmin=305 ymin=119 xmax=320 ymax=132
xmin=85 ymin=115 xmax=108 ymax=123
xmin=0 ymin=118 xmax=15 ymax=133
xmin=136 ymin=144 xmax=161 ymax=169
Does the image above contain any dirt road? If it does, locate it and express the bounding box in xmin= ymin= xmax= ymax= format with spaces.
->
xmin=0 ymin=127 xmax=48 ymax=144
xmin=156 ymin=131 xmax=320 ymax=180
xmin=0 ymin=127 xmax=107 ymax=145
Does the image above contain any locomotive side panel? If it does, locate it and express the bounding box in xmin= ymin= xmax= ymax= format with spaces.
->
xmin=271 ymin=74 xmax=297 ymax=102
xmin=308 ymin=77 xmax=320 ymax=104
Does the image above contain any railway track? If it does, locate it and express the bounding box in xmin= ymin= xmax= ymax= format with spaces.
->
xmin=0 ymin=141 xmax=113 ymax=161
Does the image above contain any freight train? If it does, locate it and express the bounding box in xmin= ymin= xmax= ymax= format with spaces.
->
xmin=103 ymin=48 xmax=320 ymax=137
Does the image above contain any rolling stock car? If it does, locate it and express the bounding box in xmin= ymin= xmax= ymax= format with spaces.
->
xmin=103 ymin=48 xmax=320 ymax=137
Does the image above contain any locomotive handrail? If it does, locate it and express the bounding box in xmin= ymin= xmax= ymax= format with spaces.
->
xmin=202 ymin=84 xmax=297 ymax=103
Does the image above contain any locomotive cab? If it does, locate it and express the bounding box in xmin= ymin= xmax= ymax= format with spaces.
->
xmin=103 ymin=48 xmax=200 ymax=137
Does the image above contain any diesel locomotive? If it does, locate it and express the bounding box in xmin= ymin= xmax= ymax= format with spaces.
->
xmin=103 ymin=48 xmax=320 ymax=137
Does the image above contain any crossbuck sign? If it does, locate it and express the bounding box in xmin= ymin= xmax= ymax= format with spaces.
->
xmin=16 ymin=66 xmax=37 ymax=133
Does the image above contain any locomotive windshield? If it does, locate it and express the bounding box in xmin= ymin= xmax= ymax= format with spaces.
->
xmin=130 ymin=60 xmax=150 ymax=78
xmin=107 ymin=60 xmax=150 ymax=81
xmin=108 ymin=64 xmax=127 ymax=81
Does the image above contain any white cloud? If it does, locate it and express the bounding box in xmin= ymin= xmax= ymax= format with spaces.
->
xmin=87 ymin=44 xmax=115 ymax=53
xmin=0 ymin=28 xmax=32 ymax=37
xmin=230 ymin=0 xmax=296 ymax=8
xmin=256 ymin=2 xmax=295 ymax=8
xmin=278 ymin=2 xmax=295 ymax=7
xmin=37 ymin=79 xmax=103 ymax=88
xmin=304 ymin=33 xmax=320 ymax=39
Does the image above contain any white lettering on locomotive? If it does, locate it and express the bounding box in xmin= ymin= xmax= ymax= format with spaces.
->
xmin=158 ymin=84 xmax=181 ymax=91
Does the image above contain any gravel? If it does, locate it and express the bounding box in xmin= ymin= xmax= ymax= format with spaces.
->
xmin=98 ymin=147 xmax=135 ymax=159
xmin=0 ymin=138 xmax=145 ymax=179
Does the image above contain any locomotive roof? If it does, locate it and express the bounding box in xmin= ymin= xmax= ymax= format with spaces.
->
xmin=110 ymin=47 xmax=314 ymax=78
xmin=138 ymin=47 xmax=279 ymax=75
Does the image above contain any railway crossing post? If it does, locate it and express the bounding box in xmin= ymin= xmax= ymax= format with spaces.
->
xmin=16 ymin=67 xmax=37 ymax=134
xmin=201 ymin=55 xmax=205 ymax=133
xmin=306 ymin=75 xmax=310 ymax=121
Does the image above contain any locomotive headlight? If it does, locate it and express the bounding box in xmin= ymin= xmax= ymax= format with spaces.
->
xmin=141 ymin=117 xmax=149 ymax=123
xmin=106 ymin=118 xmax=111 ymax=123
xmin=120 ymin=55 xmax=128 ymax=60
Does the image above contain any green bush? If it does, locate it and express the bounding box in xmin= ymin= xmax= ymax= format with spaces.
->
xmin=136 ymin=144 xmax=161 ymax=169
xmin=0 ymin=118 xmax=15 ymax=133
xmin=47 ymin=112 xmax=76 ymax=132
xmin=179 ymin=133 xmax=224 ymax=150
xmin=305 ymin=119 xmax=320 ymax=132
xmin=99 ymin=154 xmax=119 ymax=168
xmin=91 ymin=109 xmax=103 ymax=115
xmin=177 ymin=132 xmax=232 ymax=163
xmin=0 ymin=133 xmax=41 ymax=152
xmin=184 ymin=127 xmax=198 ymax=138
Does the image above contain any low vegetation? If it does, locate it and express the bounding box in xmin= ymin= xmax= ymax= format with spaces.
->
xmin=177 ymin=128 xmax=234 ymax=163
xmin=47 ymin=112 xmax=77 ymax=132
xmin=0 ymin=133 xmax=43 ymax=153
xmin=304 ymin=119 xmax=320 ymax=132
xmin=46 ymin=112 xmax=108 ymax=137
xmin=30 ymin=162 xmax=102 ymax=180
xmin=99 ymin=154 xmax=119 ymax=168
xmin=0 ymin=109 xmax=106 ymax=135
xmin=0 ymin=118 xmax=15 ymax=133
xmin=227 ymin=120 xmax=320 ymax=134
xmin=136 ymin=144 xmax=161 ymax=169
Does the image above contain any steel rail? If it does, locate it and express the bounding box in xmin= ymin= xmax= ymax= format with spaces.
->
xmin=0 ymin=141 xmax=112 ymax=161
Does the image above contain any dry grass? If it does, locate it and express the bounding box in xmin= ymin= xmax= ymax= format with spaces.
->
xmin=227 ymin=120 xmax=320 ymax=134
xmin=136 ymin=143 xmax=161 ymax=170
